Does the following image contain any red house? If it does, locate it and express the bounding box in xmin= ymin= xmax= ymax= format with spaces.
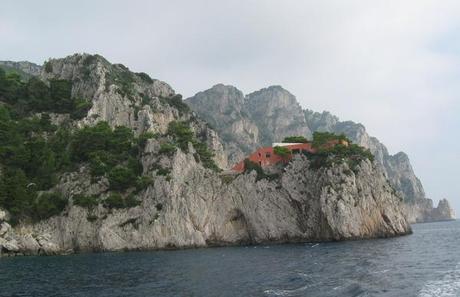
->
xmin=231 ymin=143 xmax=316 ymax=172
xmin=231 ymin=139 xmax=348 ymax=173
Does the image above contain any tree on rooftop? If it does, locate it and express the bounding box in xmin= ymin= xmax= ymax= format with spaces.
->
xmin=282 ymin=136 xmax=309 ymax=143
xmin=273 ymin=146 xmax=291 ymax=157
xmin=311 ymin=132 xmax=349 ymax=149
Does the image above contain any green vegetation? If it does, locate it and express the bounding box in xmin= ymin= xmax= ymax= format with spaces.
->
xmin=135 ymin=176 xmax=153 ymax=193
xmin=105 ymin=64 xmax=136 ymax=99
xmin=0 ymin=65 xmax=35 ymax=81
xmin=0 ymin=114 xmax=151 ymax=223
xmin=243 ymin=159 xmax=265 ymax=181
xmin=0 ymin=68 xmax=92 ymax=118
xmin=136 ymin=72 xmax=153 ymax=84
xmin=73 ymin=194 xmax=99 ymax=208
xmin=273 ymin=146 xmax=291 ymax=157
xmin=108 ymin=166 xmax=137 ymax=191
xmin=103 ymin=193 xmax=140 ymax=209
xmin=137 ymin=131 xmax=157 ymax=148
xmin=0 ymin=65 xmax=219 ymax=224
xmin=33 ymin=192 xmax=67 ymax=221
xmin=155 ymin=165 xmax=170 ymax=176
xmin=103 ymin=193 xmax=124 ymax=209
xmin=44 ymin=61 xmax=53 ymax=73
xmin=282 ymin=136 xmax=309 ymax=143
xmin=311 ymin=132 xmax=348 ymax=149
xmin=243 ymin=159 xmax=278 ymax=181
xmin=159 ymin=142 xmax=177 ymax=155
xmin=160 ymin=94 xmax=190 ymax=114
xmin=305 ymin=133 xmax=374 ymax=171
xmin=166 ymin=121 xmax=219 ymax=171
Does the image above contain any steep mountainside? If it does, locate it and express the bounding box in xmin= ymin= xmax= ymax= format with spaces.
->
xmin=0 ymin=154 xmax=411 ymax=255
xmin=0 ymin=54 xmax=410 ymax=256
xmin=245 ymin=86 xmax=311 ymax=144
xmin=0 ymin=61 xmax=42 ymax=79
xmin=186 ymin=85 xmax=455 ymax=223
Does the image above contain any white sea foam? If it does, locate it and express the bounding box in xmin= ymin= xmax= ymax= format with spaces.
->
xmin=263 ymin=273 xmax=314 ymax=296
xmin=263 ymin=284 xmax=311 ymax=296
xmin=419 ymin=263 xmax=460 ymax=297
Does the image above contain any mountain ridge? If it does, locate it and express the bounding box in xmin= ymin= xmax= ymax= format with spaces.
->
xmin=186 ymin=84 xmax=455 ymax=223
xmin=0 ymin=53 xmax=413 ymax=256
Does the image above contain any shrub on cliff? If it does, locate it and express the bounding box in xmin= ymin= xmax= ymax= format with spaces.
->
xmin=243 ymin=159 xmax=277 ymax=181
xmin=108 ymin=166 xmax=137 ymax=191
xmin=161 ymin=94 xmax=190 ymax=114
xmin=104 ymin=193 xmax=140 ymax=209
xmin=33 ymin=192 xmax=67 ymax=221
xmin=73 ymin=194 xmax=99 ymax=208
xmin=0 ymin=68 xmax=92 ymax=118
xmin=166 ymin=121 xmax=219 ymax=171
xmin=306 ymin=133 xmax=374 ymax=171
xmin=274 ymin=146 xmax=291 ymax=157
xmin=282 ymin=136 xmax=309 ymax=143
xmin=311 ymin=132 xmax=348 ymax=149
xmin=159 ymin=142 xmax=177 ymax=155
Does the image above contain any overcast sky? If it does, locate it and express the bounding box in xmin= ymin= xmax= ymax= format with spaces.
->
xmin=1 ymin=0 xmax=459 ymax=212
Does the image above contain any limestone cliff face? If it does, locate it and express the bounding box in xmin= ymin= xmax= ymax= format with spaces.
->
xmin=0 ymin=60 xmax=42 ymax=78
xmin=304 ymin=111 xmax=427 ymax=202
xmin=187 ymin=85 xmax=453 ymax=223
xmin=186 ymin=84 xmax=259 ymax=164
xmin=0 ymin=153 xmax=411 ymax=256
xmin=303 ymin=110 xmax=451 ymax=223
xmin=0 ymin=53 xmax=422 ymax=256
xmin=404 ymin=199 xmax=456 ymax=223
xmin=39 ymin=54 xmax=227 ymax=169
xmin=245 ymin=86 xmax=311 ymax=144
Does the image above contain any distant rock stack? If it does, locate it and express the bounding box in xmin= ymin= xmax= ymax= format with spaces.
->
xmin=404 ymin=198 xmax=456 ymax=223
xmin=431 ymin=199 xmax=456 ymax=222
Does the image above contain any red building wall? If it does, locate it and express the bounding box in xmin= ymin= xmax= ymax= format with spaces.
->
xmin=232 ymin=143 xmax=316 ymax=172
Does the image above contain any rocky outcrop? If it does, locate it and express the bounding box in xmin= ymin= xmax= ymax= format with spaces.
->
xmin=304 ymin=110 xmax=426 ymax=202
xmin=186 ymin=84 xmax=259 ymax=164
xmin=0 ymin=151 xmax=411 ymax=256
xmin=0 ymin=60 xmax=42 ymax=78
xmin=404 ymin=199 xmax=456 ymax=223
xmin=0 ymin=53 xmax=416 ymax=256
xmin=187 ymin=85 xmax=454 ymax=223
xmin=40 ymin=53 xmax=227 ymax=169
xmin=245 ymin=86 xmax=311 ymax=144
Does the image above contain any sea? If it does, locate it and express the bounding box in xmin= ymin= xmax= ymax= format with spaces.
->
xmin=1 ymin=220 xmax=459 ymax=297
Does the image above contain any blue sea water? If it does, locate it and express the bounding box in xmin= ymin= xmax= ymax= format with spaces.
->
xmin=1 ymin=221 xmax=459 ymax=297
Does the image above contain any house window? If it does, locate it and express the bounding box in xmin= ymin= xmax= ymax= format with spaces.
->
xmin=292 ymin=149 xmax=300 ymax=154
xmin=258 ymin=152 xmax=261 ymax=157
xmin=265 ymin=152 xmax=271 ymax=158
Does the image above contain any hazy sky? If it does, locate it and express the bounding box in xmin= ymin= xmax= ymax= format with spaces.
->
xmin=1 ymin=0 xmax=459 ymax=212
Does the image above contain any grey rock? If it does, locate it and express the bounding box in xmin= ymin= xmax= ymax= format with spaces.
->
xmin=0 ymin=209 xmax=9 ymax=222
xmin=0 ymin=54 xmax=413 ymax=256
xmin=40 ymin=53 xmax=227 ymax=169
xmin=3 ymin=151 xmax=410 ymax=255
xmin=0 ymin=222 xmax=10 ymax=236
xmin=0 ymin=60 xmax=42 ymax=77
xmin=187 ymin=85 xmax=452 ymax=223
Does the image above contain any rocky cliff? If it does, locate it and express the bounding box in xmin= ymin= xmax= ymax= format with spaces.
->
xmin=0 ymin=60 xmax=42 ymax=79
xmin=186 ymin=85 xmax=455 ymax=223
xmin=0 ymin=154 xmax=411 ymax=256
xmin=41 ymin=54 xmax=228 ymax=169
xmin=0 ymin=54 xmax=411 ymax=256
